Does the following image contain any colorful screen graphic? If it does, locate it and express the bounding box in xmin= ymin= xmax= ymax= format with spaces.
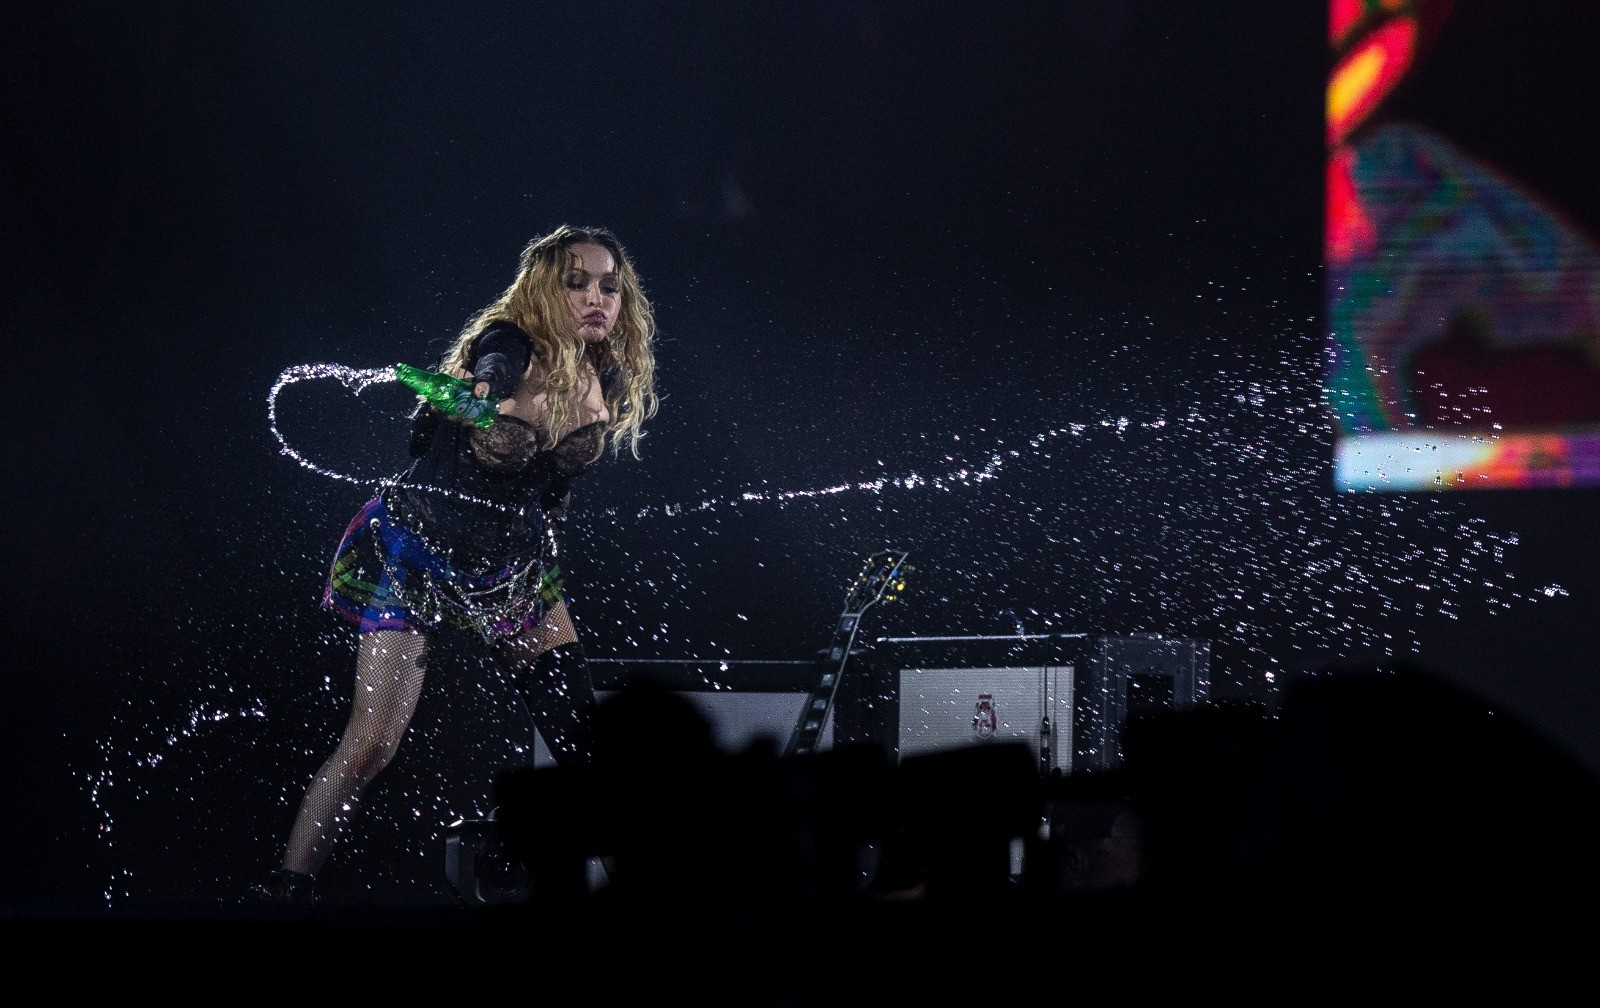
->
xmin=1326 ymin=0 xmax=1600 ymax=490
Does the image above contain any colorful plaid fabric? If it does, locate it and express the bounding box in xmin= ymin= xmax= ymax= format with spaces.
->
xmin=323 ymin=496 xmax=565 ymax=638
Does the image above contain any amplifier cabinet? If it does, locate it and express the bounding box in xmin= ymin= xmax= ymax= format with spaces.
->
xmin=848 ymin=634 xmax=1089 ymax=775
xmin=847 ymin=633 xmax=1210 ymax=773
xmin=1077 ymin=633 xmax=1211 ymax=771
xmin=897 ymin=663 xmax=1074 ymax=775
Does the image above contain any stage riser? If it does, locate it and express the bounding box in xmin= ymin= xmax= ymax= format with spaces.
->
xmin=526 ymin=688 xmax=828 ymax=766
xmin=554 ymin=637 xmax=1211 ymax=770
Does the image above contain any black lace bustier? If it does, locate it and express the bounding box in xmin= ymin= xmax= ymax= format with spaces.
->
xmin=383 ymin=323 xmax=610 ymax=570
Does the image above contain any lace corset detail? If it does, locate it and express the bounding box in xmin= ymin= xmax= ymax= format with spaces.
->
xmin=544 ymin=419 xmax=607 ymax=478
xmin=466 ymin=414 xmax=606 ymax=478
xmin=465 ymin=415 xmax=541 ymax=473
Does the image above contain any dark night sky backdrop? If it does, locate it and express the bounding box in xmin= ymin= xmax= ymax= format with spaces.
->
xmin=6 ymin=2 xmax=1599 ymax=907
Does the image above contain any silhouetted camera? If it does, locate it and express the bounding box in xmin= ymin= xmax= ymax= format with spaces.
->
xmin=443 ymin=808 xmax=528 ymax=905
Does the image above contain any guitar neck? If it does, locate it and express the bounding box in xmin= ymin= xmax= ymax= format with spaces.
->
xmin=783 ymin=550 xmax=907 ymax=759
xmin=784 ymin=605 xmax=877 ymax=758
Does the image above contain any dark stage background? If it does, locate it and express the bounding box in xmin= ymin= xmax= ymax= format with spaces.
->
xmin=5 ymin=2 xmax=1598 ymax=909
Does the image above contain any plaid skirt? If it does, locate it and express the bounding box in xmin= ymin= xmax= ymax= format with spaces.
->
xmin=322 ymin=495 xmax=566 ymax=639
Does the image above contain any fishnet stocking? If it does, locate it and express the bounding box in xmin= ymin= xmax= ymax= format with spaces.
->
xmin=282 ymin=630 xmax=429 ymax=876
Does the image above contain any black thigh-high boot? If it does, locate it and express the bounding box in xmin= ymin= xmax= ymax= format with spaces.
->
xmin=516 ymin=638 xmax=600 ymax=768
xmin=505 ymin=636 xmax=617 ymax=896
xmin=254 ymin=869 xmax=318 ymax=905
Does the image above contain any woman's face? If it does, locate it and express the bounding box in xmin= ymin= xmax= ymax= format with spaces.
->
xmin=563 ymin=241 xmax=621 ymax=344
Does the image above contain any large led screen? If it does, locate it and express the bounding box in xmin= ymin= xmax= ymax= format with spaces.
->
xmin=1327 ymin=0 xmax=1600 ymax=490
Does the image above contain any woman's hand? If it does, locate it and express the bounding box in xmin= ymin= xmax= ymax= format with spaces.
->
xmin=441 ymin=380 xmax=506 ymax=426
xmin=478 ymin=381 xmax=521 ymax=416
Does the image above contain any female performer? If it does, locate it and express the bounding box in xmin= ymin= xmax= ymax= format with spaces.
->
xmin=261 ymin=225 xmax=658 ymax=903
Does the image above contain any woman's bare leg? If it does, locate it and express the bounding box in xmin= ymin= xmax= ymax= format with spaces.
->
xmin=281 ymin=629 xmax=429 ymax=876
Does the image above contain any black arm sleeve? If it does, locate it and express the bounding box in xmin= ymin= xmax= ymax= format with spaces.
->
xmin=468 ymin=324 xmax=534 ymax=400
xmin=408 ymin=407 xmax=441 ymax=458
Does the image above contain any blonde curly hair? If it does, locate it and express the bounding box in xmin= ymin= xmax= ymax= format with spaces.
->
xmin=435 ymin=225 xmax=659 ymax=458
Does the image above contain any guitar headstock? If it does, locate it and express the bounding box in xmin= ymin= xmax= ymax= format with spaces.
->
xmin=842 ymin=548 xmax=911 ymax=616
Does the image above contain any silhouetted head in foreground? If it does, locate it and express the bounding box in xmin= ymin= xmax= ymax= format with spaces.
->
xmin=590 ymin=676 xmax=720 ymax=775
xmin=1230 ymin=662 xmax=1600 ymax=902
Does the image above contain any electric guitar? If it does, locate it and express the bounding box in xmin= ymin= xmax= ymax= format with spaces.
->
xmin=783 ymin=549 xmax=911 ymax=758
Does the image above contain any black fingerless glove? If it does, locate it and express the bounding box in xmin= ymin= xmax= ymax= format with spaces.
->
xmin=471 ymin=352 xmax=519 ymax=400
xmin=469 ymin=324 xmax=534 ymax=400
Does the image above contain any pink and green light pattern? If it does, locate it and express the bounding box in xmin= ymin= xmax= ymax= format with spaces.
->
xmin=1337 ymin=431 xmax=1600 ymax=491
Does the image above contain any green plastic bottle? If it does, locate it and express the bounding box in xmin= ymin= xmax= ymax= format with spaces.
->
xmin=395 ymin=362 xmax=499 ymax=428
